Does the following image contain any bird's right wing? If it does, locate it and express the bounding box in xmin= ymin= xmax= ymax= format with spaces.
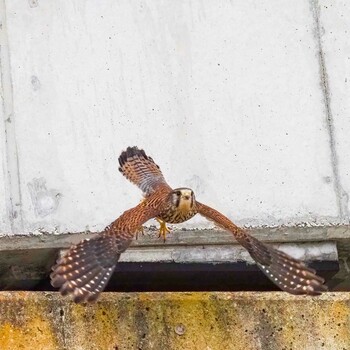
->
xmin=50 ymin=232 xmax=129 ymax=303
xmin=196 ymin=201 xmax=327 ymax=295
xmin=118 ymin=146 xmax=172 ymax=196
xmin=51 ymin=199 xmax=164 ymax=303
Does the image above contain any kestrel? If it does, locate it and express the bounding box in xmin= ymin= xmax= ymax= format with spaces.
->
xmin=51 ymin=146 xmax=327 ymax=302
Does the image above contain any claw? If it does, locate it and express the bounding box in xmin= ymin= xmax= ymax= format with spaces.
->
xmin=156 ymin=218 xmax=171 ymax=242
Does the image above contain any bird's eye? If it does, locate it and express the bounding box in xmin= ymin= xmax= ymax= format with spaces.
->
xmin=176 ymin=191 xmax=182 ymax=196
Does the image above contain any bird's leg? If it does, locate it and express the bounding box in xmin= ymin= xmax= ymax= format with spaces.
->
xmin=156 ymin=218 xmax=171 ymax=242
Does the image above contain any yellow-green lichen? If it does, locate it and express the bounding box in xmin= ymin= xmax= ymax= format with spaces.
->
xmin=0 ymin=313 xmax=58 ymax=350
xmin=0 ymin=292 xmax=349 ymax=350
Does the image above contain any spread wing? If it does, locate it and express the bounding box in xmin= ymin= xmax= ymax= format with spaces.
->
xmin=51 ymin=200 xmax=163 ymax=303
xmin=50 ymin=232 xmax=128 ymax=303
xmin=118 ymin=146 xmax=172 ymax=196
xmin=196 ymin=201 xmax=327 ymax=295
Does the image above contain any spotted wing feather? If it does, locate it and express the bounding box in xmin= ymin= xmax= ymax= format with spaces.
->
xmin=51 ymin=233 xmax=131 ymax=303
xmin=196 ymin=202 xmax=327 ymax=295
xmin=51 ymin=200 xmax=164 ymax=303
xmin=118 ymin=146 xmax=171 ymax=196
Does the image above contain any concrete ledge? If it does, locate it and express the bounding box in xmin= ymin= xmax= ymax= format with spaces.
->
xmin=0 ymin=229 xmax=342 ymax=292
xmin=0 ymin=292 xmax=349 ymax=350
xmin=1 ymin=225 xmax=349 ymax=249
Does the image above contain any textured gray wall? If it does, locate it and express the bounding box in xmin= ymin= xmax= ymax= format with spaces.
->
xmin=0 ymin=0 xmax=349 ymax=234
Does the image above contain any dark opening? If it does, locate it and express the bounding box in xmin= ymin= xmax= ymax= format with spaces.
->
xmin=0 ymin=246 xmax=339 ymax=293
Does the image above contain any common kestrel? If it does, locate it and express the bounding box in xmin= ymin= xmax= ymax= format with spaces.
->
xmin=51 ymin=146 xmax=327 ymax=302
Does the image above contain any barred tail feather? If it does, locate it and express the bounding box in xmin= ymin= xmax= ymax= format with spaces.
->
xmin=51 ymin=234 xmax=131 ymax=303
xmin=241 ymin=234 xmax=327 ymax=295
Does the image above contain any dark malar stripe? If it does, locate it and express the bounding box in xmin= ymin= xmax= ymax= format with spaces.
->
xmin=175 ymin=196 xmax=181 ymax=208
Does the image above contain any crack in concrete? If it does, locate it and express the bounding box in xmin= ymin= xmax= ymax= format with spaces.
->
xmin=0 ymin=0 xmax=24 ymax=233
xmin=311 ymin=0 xmax=350 ymax=222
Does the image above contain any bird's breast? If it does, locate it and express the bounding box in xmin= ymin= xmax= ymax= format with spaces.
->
xmin=158 ymin=206 xmax=197 ymax=224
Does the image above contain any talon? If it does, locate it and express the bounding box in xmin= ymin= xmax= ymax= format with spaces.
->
xmin=156 ymin=218 xmax=171 ymax=242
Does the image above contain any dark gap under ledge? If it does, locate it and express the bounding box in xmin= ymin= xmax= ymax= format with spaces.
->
xmin=0 ymin=227 xmax=347 ymax=293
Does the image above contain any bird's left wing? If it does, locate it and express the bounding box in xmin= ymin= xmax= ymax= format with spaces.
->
xmin=196 ymin=201 xmax=327 ymax=295
xmin=51 ymin=201 xmax=162 ymax=303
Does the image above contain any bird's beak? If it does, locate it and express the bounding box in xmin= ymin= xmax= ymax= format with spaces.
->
xmin=182 ymin=195 xmax=191 ymax=200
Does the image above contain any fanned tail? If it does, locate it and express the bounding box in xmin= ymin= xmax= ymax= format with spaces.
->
xmin=118 ymin=146 xmax=171 ymax=196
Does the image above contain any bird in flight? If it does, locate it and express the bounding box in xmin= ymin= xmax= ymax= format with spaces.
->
xmin=51 ymin=146 xmax=327 ymax=302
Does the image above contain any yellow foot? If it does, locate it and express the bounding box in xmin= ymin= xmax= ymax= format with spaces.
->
xmin=156 ymin=218 xmax=171 ymax=242
xmin=135 ymin=226 xmax=144 ymax=240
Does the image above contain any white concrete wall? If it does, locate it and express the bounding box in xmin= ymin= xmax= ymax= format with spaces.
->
xmin=0 ymin=0 xmax=349 ymax=234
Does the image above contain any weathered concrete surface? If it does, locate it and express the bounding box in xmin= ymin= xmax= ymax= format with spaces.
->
xmin=318 ymin=0 xmax=350 ymax=220
xmin=0 ymin=292 xmax=349 ymax=350
xmin=0 ymin=227 xmax=343 ymax=262
xmin=1 ymin=224 xmax=349 ymax=250
xmin=0 ymin=0 xmax=349 ymax=234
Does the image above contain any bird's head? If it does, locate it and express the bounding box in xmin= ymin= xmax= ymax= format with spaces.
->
xmin=170 ymin=188 xmax=195 ymax=210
